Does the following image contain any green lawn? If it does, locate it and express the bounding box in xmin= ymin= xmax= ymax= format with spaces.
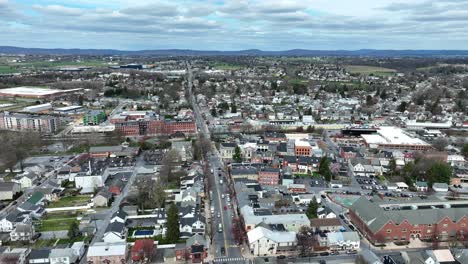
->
xmin=294 ymin=172 xmax=321 ymax=178
xmin=36 ymin=217 xmax=78 ymax=232
xmin=0 ymin=65 xmax=21 ymax=74
xmin=345 ymin=65 xmax=396 ymax=76
xmin=47 ymin=195 xmax=91 ymax=208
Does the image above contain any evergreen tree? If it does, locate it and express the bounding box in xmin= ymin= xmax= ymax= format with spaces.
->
xmin=166 ymin=203 xmax=180 ymax=243
xmin=67 ymin=221 xmax=80 ymax=239
xmin=306 ymin=197 xmax=319 ymax=219
xmin=233 ymin=146 xmax=242 ymax=163
xmin=231 ymin=102 xmax=237 ymax=113
xmin=319 ymin=157 xmax=332 ymax=182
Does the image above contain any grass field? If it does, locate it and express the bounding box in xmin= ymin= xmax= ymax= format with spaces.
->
xmin=36 ymin=216 xmax=78 ymax=231
xmin=47 ymin=195 xmax=91 ymax=208
xmin=209 ymin=62 xmax=243 ymax=70
xmin=345 ymin=65 xmax=396 ymax=76
xmin=0 ymin=65 xmax=21 ymax=74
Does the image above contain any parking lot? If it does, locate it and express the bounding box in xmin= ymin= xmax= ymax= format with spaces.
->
xmin=355 ymin=176 xmax=387 ymax=191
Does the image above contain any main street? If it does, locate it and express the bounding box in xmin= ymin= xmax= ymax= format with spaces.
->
xmin=186 ymin=63 xmax=245 ymax=262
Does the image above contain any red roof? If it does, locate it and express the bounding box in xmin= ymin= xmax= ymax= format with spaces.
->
xmin=131 ymin=239 xmax=155 ymax=261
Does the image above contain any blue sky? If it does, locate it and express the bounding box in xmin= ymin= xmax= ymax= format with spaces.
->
xmin=1 ymin=0 xmax=468 ymax=50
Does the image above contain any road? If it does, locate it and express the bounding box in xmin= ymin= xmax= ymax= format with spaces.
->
xmin=186 ymin=62 xmax=244 ymax=262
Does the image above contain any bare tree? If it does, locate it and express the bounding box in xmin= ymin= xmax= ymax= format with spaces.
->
xmin=432 ymin=138 xmax=449 ymax=151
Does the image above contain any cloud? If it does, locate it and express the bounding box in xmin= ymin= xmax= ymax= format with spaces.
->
xmin=2 ymin=0 xmax=468 ymax=50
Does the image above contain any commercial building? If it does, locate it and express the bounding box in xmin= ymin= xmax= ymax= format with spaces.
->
xmin=248 ymin=225 xmax=297 ymax=256
xmin=83 ymin=110 xmax=106 ymax=125
xmin=0 ymin=86 xmax=82 ymax=99
xmin=294 ymin=139 xmax=311 ymax=156
xmin=0 ymin=111 xmax=60 ymax=133
xmin=361 ymin=126 xmax=432 ymax=151
xmin=110 ymin=111 xmax=196 ymax=136
xmin=349 ymin=196 xmax=468 ymax=245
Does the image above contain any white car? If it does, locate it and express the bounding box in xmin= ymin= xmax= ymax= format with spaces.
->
xmin=221 ymin=194 xmax=225 ymax=199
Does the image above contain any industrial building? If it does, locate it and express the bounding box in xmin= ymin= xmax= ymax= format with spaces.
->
xmin=0 ymin=87 xmax=82 ymax=99
xmin=361 ymin=126 xmax=432 ymax=151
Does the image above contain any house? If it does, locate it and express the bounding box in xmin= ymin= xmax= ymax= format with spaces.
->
xmin=49 ymin=248 xmax=78 ymax=264
xmin=358 ymin=249 xmax=384 ymax=264
xmin=15 ymin=172 xmax=39 ymax=190
xmin=10 ymin=222 xmax=35 ymax=242
xmin=0 ymin=248 xmax=30 ymax=264
xmin=93 ymin=190 xmax=112 ymax=207
xmin=219 ymin=142 xmax=236 ymax=161
xmin=28 ymin=249 xmax=51 ymax=264
xmin=175 ymin=234 xmax=208 ymax=263
xmin=109 ymin=179 xmax=125 ymax=195
xmin=247 ymin=225 xmax=297 ymax=256
xmin=292 ymin=193 xmax=320 ymax=205
xmin=241 ymin=205 xmax=309 ymax=232
xmin=0 ymin=182 xmax=21 ymax=200
xmin=0 ymin=209 xmax=30 ymax=232
xmin=415 ymin=181 xmax=428 ymax=192
xmin=310 ymin=218 xmax=343 ymax=232
xmin=327 ymin=231 xmax=361 ymax=250
xmin=131 ymin=239 xmax=155 ymax=263
xmin=432 ymin=183 xmax=449 ymax=193
xmin=340 ymin=146 xmax=359 ymax=160
xmin=86 ymin=242 xmax=127 ymax=264
xmin=317 ymin=206 xmax=337 ymax=219
xmin=110 ymin=210 xmax=128 ymax=224
xmin=103 ymin=221 xmax=127 ymax=243
xmin=71 ymin=241 xmax=86 ymax=261
xmin=37 ymin=187 xmax=61 ymax=202
xmin=231 ymin=166 xmax=258 ymax=181
xmin=349 ymin=158 xmax=375 ymax=177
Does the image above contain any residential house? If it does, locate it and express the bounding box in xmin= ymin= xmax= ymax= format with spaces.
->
xmin=49 ymin=248 xmax=78 ymax=264
xmin=14 ymin=172 xmax=39 ymax=190
xmin=241 ymin=205 xmax=309 ymax=232
xmin=340 ymin=146 xmax=359 ymax=160
xmin=28 ymin=249 xmax=51 ymax=264
xmin=93 ymin=190 xmax=112 ymax=207
xmin=86 ymin=242 xmax=127 ymax=264
xmin=131 ymin=239 xmax=155 ymax=263
xmin=327 ymin=231 xmax=361 ymax=250
xmin=231 ymin=166 xmax=258 ymax=181
xmin=247 ymin=225 xmax=297 ymax=256
xmin=175 ymin=234 xmax=208 ymax=263
xmin=10 ymin=222 xmax=35 ymax=242
xmin=317 ymin=206 xmax=337 ymax=219
xmin=0 ymin=248 xmax=30 ymax=264
xmin=110 ymin=210 xmax=128 ymax=224
xmin=0 ymin=182 xmax=21 ymax=200
xmin=349 ymin=158 xmax=375 ymax=177
xmin=310 ymin=218 xmax=343 ymax=232
xmin=220 ymin=143 xmax=236 ymax=161
xmin=109 ymin=179 xmax=125 ymax=195
xmin=0 ymin=209 xmax=30 ymax=232
xmin=103 ymin=221 xmax=127 ymax=243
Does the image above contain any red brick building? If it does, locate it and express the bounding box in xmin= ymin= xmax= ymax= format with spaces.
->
xmin=349 ymin=196 xmax=468 ymax=245
xmin=258 ymin=167 xmax=280 ymax=185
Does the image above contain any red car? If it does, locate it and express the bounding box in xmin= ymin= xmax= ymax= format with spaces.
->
xmin=224 ymin=205 xmax=228 ymax=211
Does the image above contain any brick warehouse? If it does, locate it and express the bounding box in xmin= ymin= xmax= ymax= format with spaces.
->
xmin=349 ymin=196 xmax=468 ymax=245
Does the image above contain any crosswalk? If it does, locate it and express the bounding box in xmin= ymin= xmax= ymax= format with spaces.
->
xmin=213 ymin=257 xmax=248 ymax=263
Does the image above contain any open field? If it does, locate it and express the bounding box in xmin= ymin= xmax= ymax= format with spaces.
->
xmin=47 ymin=195 xmax=91 ymax=208
xmin=36 ymin=216 xmax=78 ymax=231
xmin=345 ymin=65 xmax=396 ymax=75
xmin=0 ymin=65 xmax=22 ymax=74
xmin=208 ymin=62 xmax=243 ymax=70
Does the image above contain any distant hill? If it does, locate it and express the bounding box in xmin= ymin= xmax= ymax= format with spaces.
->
xmin=1 ymin=46 xmax=468 ymax=57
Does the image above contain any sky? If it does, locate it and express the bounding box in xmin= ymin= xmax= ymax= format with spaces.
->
xmin=1 ymin=0 xmax=468 ymax=50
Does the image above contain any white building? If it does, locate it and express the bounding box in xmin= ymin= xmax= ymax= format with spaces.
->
xmin=327 ymin=231 xmax=360 ymax=250
xmin=248 ymin=226 xmax=297 ymax=256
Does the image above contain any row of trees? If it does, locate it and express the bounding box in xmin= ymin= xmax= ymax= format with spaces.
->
xmin=0 ymin=131 xmax=43 ymax=172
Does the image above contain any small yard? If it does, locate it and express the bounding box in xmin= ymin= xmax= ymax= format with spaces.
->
xmin=295 ymin=172 xmax=321 ymax=178
xmin=47 ymin=195 xmax=91 ymax=208
xmin=36 ymin=216 xmax=78 ymax=232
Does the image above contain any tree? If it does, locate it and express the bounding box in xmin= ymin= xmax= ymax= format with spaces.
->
xmin=210 ymin=107 xmax=217 ymax=117
xmin=232 ymin=146 xmax=242 ymax=163
xmin=319 ymin=157 xmax=332 ymax=182
xmin=230 ymin=101 xmax=237 ymax=113
xmin=462 ymin=144 xmax=468 ymax=158
xmin=397 ymin=101 xmax=408 ymax=112
xmin=152 ymin=182 xmax=167 ymax=209
xmin=166 ymin=203 xmax=180 ymax=243
xmin=306 ymin=197 xmax=319 ymax=219
xmin=67 ymin=221 xmax=80 ymax=239
xmin=297 ymin=226 xmax=315 ymax=257
xmin=432 ymin=138 xmax=448 ymax=151
xmin=427 ymin=162 xmax=452 ymax=187
xmin=389 ymin=158 xmax=397 ymax=176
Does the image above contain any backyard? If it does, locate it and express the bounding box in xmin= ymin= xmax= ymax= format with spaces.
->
xmin=47 ymin=195 xmax=91 ymax=208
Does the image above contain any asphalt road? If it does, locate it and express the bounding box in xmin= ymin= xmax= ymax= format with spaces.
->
xmin=186 ymin=62 xmax=244 ymax=261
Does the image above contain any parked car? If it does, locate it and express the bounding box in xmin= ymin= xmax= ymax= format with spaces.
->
xmin=346 ymin=250 xmax=357 ymax=255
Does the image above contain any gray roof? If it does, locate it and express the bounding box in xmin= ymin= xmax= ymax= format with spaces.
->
xmin=0 ymin=182 xmax=18 ymax=191
xmin=29 ymin=249 xmax=51 ymax=260
xmin=350 ymin=196 xmax=468 ymax=233
xmin=105 ymin=221 xmax=125 ymax=234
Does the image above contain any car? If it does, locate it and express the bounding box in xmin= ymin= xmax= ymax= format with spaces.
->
xmin=330 ymin=251 xmax=339 ymax=255
xmin=339 ymin=214 xmax=344 ymax=219
xmin=220 ymin=247 xmax=226 ymax=255
xmin=346 ymin=250 xmax=357 ymax=255
xmin=217 ymin=213 xmax=221 ymax=218
xmin=224 ymin=205 xmax=227 ymax=210
xmin=309 ymin=253 xmax=319 ymax=257
xmin=348 ymin=225 xmax=355 ymax=230
xmin=319 ymin=252 xmax=329 ymax=256
xmin=276 ymin=255 xmax=286 ymax=259
xmin=221 ymin=194 xmax=225 ymax=199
